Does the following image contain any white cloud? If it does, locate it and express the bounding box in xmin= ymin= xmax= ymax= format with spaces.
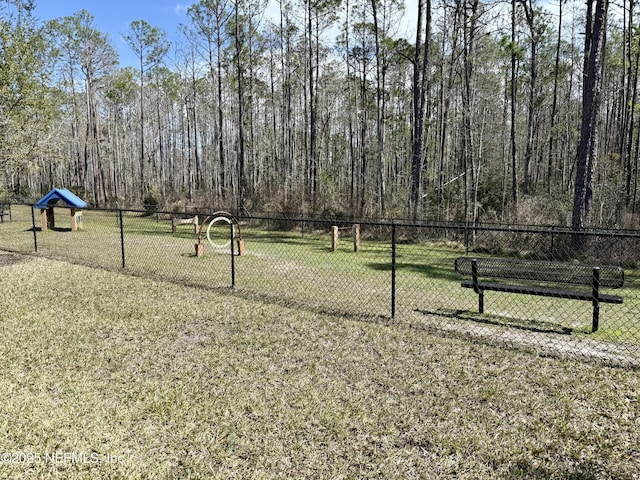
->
xmin=174 ymin=3 xmax=191 ymax=16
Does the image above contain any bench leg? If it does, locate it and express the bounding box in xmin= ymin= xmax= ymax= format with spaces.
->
xmin=472 ymin=259 xmax=484 ymax=313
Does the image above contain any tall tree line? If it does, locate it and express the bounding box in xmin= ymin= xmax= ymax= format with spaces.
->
xmin=1 ymin=0 xmax=639 ymax=228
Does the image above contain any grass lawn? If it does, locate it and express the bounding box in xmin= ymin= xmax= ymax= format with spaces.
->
xmin=2 ymin=205 xmax=640 ymax=357
xmin=0 ymin=252 xmax=639 ymax=479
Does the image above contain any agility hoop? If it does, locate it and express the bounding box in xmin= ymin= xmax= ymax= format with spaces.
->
xmin=206 ymin=215 xmax=234 ymax=249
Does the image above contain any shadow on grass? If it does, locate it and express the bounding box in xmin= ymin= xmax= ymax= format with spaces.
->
xmin=508 ymin=458 xmax=603 ymax=480
xmin=0 ymin=253 xmax=30 ymax=267
xmin=367 ymin=262 xmax=460 ymax=282
xmin=24 ymin=226 xmax=72 ymax=232
xmin=229 ymin=287 xmax=394 ymax=325
xmin=415 ymin=308 xmax=576 ymax=335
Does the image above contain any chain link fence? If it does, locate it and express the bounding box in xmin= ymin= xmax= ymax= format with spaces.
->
xmin=1 ymin=203 xmax=639 ymax=366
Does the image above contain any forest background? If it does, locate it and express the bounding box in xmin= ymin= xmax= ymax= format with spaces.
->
xmin=0 ymin=0 xmax=629 ymax=229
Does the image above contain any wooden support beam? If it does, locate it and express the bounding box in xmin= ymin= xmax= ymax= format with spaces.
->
xmin=331 ymin=226 xmax=339 ymax=251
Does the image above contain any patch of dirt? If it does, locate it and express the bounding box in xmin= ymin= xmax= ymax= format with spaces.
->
xmin=175 ymin=322 xmax=210 ymax=348
xmin=415 ymin=310 xmax=640 ymax=368
xmin=0 ymin=253 xmax=28 ymax=267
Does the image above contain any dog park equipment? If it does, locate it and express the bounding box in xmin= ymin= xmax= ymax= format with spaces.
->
xmin=454 ymin=256 xmax=625 ymax=333
xmin=0 ymin=203 xmax=10 ymax=223
xmin=194 ymin=211 xmax=245 ymax=257
xmin=172 ymin=215 xmax=199 ymax=234
xmin=34 ymin=188 xmax=87 ymax=232
xmin=331 ymin=224 xmax=360 ymax=252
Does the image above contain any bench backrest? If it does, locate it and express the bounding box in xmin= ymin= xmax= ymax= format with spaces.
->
xmin=454 ymin=256 xmax=624 ymax=288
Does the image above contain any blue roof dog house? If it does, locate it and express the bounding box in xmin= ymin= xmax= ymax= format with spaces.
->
xmin=35 ymin=188 xmax=87 ymax=232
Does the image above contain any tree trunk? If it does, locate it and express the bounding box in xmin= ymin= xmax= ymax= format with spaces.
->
xmin=520 ymin=0 xmax=538 ymax=196
xmin=510 ymin=0 xmax=519 ymax=205
xmin=572 ymin=0 xmax=608 ymax=243
xmin=410 ymin=0 xmax=431 ymax=221
xmin=234 ymin=0 xmax=246 ymax=213
xmin=547 ymin=0 xmax=563 ymax=194
xmin=371 ymin=0 xmax=386 ymax=217
xmin=462 ymin=0 xmax=479 ymax=227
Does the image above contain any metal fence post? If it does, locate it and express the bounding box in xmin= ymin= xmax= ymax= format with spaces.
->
xmin=391 ymin=223 xmax=397 ymax=319
xmin=592 ymin=266 xmax=600 ymax=333
xmin=31 ymin=206 xmax=38 ymax=252
xmin=119 ymin=209 xmax=126 ymax=268
xmin=230 ymin=220 xmax=236 ymax=289
xmin=464 ymin=225 xmax=470 ymax=254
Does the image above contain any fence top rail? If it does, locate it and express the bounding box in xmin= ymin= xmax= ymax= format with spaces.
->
xmin=12 ymin=202 xmax=640 ymax=238
xmin=454 ymin=256 xmax=625 ymax=288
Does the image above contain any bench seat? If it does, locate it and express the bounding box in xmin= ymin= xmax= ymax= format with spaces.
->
xmin=460 ymin=280 xmax=623 ymax=304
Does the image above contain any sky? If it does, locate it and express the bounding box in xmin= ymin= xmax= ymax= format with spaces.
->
xmin=34 ymin=1 xmax=581 ymax=71
xmin=35 ymin=0 xmax=195 ymax=67
xmin=34 ymin=0 xmax=420 ymax=69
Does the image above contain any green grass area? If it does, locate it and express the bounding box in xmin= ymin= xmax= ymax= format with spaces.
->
xmin=0 ymin=253 xmax=639 ymax=479
xmin=1 ymin=205 xmax=640 ymax=350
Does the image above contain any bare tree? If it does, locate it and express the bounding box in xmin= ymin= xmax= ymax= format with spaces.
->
xmin=123 ymin=20 xmax=169 ymax=196
xmin=409 ymin=0 xmax=431 ymax=220
xmin=572 ymin=0 xmax=609 ymax=234
xmin=48 ymin=10 xmax=118 ymax=206
xmin=510 ymin=0 xmax=519 ymax=205
xmin=186 ymin=0 xmax=232 ymax=202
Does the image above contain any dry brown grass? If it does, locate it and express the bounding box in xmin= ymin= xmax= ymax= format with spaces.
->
xmin=0 ymin=253 xmax=638 ymax=479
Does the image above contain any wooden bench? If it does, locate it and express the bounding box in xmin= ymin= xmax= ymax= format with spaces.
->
xmin=454 ymin=256 xmax=624 ymax=333
xmin=0 ymin=204 xmax=10 ymax=223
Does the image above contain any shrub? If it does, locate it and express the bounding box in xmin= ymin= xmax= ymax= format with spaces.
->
xmin=143 ymin=194 xmax=159 ymax=216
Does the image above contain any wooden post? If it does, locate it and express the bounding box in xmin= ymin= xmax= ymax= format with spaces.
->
xmin=41 ymin=207 xmax=55 ymax=231
xmin=237 ymin=238 xmax=246 ymax=256
xmin=331 ymin=226 xmax=339 ymax=251
xmin=353 ymin=224 xmax=360 ymax=252
xmin=75 ymin=210 xmax=83 ymax=230
xmin=70 ymin=208 xmax=77 ymax=232
xmin=47 ymin=207 xmax=55 ymax=230
xmin=40 ymin=209 xmax=47 ymax=232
